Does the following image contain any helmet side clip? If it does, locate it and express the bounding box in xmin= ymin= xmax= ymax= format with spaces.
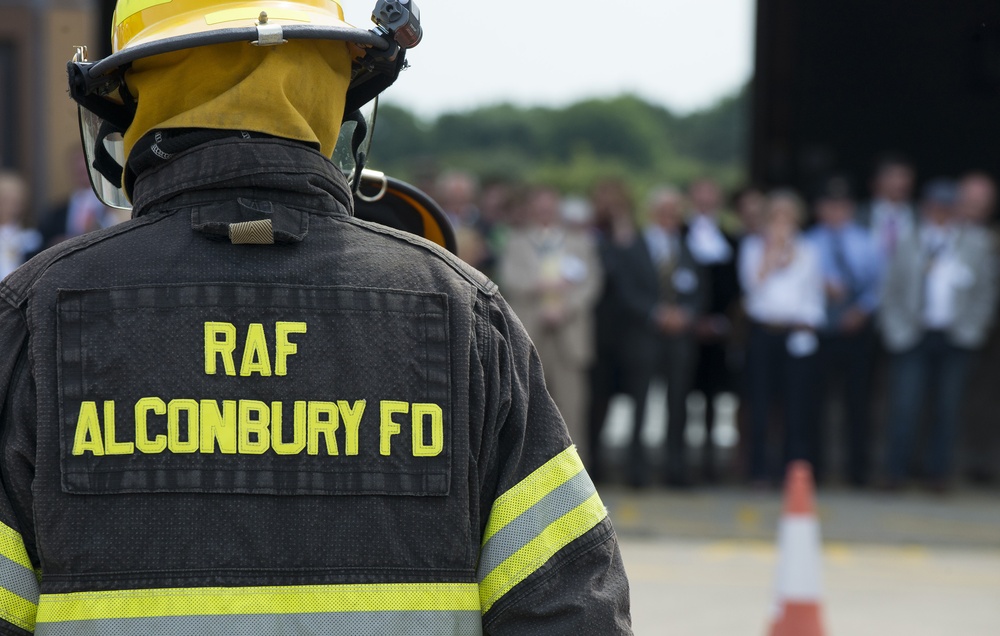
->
xmin=252 ymin=12 xmax=288 ymax=47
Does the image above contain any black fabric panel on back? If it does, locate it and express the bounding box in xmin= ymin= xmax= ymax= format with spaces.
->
xmin=57 ymin=284 xmax=452 ymax=497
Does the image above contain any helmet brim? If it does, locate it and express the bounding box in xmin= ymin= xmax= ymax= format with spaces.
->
xmin=89 ymin=24 xmax=388 ymax=81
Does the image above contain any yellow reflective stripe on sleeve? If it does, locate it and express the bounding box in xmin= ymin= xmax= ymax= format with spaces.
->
xmin=37 ymin=583 xmax=480 ymax=623
xmin=0 ymin=521 xmax=38 ymax=632
xmin=482 ymin=446 xmax=585 ymax=544
xmin=0 ymin=587 xmax=37 ymax=632
xmin=0 ymin=522 xmax=33 ymax=571
xmin=478 ymin=492 xmax=607 ymax=612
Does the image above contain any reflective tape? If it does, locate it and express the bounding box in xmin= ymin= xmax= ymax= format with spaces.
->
xmin=0 ymin=521 xmax=38 ymax=632
xmin=36 ymin=583 xmax=481 ymax=636
xmin=477 ymin=446 xmax=607 ymax=612
xmin=482 ymin=446 xmax=588 ymax=544
xmin=0 ymin=555 xmax=39 ymax=605
xmin=36 ymin=611 xmax=482 ymax=636
xmin=0 ymin=522 xmax=34 ymax=572
xmin=477 ymin=470 xmax=594 ymax=578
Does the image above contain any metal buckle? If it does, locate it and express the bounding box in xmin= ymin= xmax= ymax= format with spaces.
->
xmin=354 ymin=169 xmax=389 ymax=203
xmin=252 ymin=13 xmax=286 ymax=46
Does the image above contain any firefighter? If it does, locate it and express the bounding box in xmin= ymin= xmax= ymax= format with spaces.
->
xmin=0 ymin=1 xmax=631 ymax=634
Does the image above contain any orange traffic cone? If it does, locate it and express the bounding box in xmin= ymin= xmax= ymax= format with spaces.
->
xmin=768 ymin=461 xmax=825 ymax=636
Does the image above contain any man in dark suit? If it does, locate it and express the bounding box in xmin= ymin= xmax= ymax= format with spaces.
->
xmin=685 ymin=177 xmax=740 ymax=482
xmin=642 ymin=188 xmax=708 ymax=486
xmin=588 ymin=180 xmax=653 ymax=484
xmin=587 ymin=184 xmax=705 ymax=488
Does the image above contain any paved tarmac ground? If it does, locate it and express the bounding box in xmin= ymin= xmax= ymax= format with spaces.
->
xmin=603 ymin=487 xmax=1000 ymax=635
xmin=603 ymin=487 xmax=1000 ymax=548
xmin=620 ymin=538 xmax=1000 ymax=636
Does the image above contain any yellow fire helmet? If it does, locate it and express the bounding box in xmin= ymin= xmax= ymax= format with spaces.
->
xmin=69 ymin=0 xmax=422 ymax=208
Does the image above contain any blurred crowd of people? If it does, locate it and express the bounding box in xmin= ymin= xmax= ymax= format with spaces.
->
xmin=3 ymin=155 xmax=998 ymax=493
xmin=0 ymin=151 xmax=128 ymax=279
xmin=432 ymin=157 xmax=1000 ymax=493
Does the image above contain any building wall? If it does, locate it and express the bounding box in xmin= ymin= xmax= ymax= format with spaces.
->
xmin=0 ymin=7 xmax=35 ymax=179
xmin=45 ymin=6 xmax=98 ymax=212
xmin=0 ymin=1 xmax=96 ymax=221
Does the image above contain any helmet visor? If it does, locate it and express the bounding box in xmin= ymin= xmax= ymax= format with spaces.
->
xmin=78 ymin=105 xmax=131 ymax=210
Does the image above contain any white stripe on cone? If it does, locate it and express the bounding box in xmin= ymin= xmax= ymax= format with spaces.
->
xmin=769 ymin=461 xmax=825 ymax=635
xmin=774 ymin=515 xmax=823 ymax=602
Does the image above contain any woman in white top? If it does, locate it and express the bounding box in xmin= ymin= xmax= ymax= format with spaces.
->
xmin=739 ymin=191 xmax=825 ymax=484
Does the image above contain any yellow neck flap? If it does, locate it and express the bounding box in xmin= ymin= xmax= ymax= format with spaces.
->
xmin=123 ymin=39 xmax=351 ymax=175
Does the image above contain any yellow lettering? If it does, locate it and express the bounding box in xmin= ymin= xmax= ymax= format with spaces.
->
xmin=338 ymin=400 xmax=366 ymax=456
xmin=240 ymin=323 xmax=272 ymax=377
xmin=294 ymin=401 xmax=307 ymax=455
xmin=167 ymin=399 xmax=200 ymax=454
xmin=200 ymin=400 xmax=237 ymax=454
xmin=72 ymin=401 xmax=105 ymax=456
xmin=72 ymin=397 xmax=381 ymax=457
xmin=135 ymin=397 xmax=167 ymax=454
xmin=102 ymin=400 xmax=134 ymax=455
xmin=412 ymin=403 xmax=444 ymax=457
xmin=273 ymin=401 xmax=305 ymax=455
xmin=275 ymin=322 xmax=307 ymax=376
xmin=205 ymin=322 xmax=237 ymax=376
xmin=239 ymin=400 xmax=270 ymax=454
xmin=307 ymin=401 xmax=339 ymax=456
xmin=380 ymin=401 xmax=408 ymax=456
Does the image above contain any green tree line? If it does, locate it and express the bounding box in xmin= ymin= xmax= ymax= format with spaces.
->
xmin=368 ymin=83 xmax=749 ymax=196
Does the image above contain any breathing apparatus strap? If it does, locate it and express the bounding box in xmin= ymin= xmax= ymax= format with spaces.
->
xmin=92 ymin=120 xmax=127 ymax=185
xmin=85 ymin=78 xmax=138 ymax=186
xmin=345 ymin=110 xmax=369 ymax=196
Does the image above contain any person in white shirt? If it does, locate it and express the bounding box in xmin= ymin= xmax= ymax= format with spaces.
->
xmin=739 ymin=190 xmax=825 ymax=484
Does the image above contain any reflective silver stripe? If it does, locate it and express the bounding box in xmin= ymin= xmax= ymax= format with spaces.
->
xmin=36 ymin=611 xmax=483 ymax=636
xmin=0 ymin=553 xmax=39 ymax=605
xmin=476 ymin=469 xmax=596 ymax=581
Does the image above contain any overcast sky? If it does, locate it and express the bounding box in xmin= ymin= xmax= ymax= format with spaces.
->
xmin=343 ymin=0 xmax=756 ymax=117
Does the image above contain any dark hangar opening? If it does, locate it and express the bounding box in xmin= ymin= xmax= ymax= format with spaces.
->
xmin=752 ymin=0 xmax=1000 ymax=195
